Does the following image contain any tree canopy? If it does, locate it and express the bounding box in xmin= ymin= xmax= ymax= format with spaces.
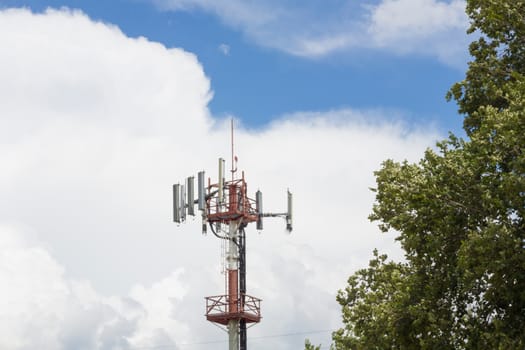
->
xmin=305 ymin=339 xmax=322 ymax=350
xmin=448 ymin=0 xmax=525 ymax=133
xmin=327 ymin=0 xmax=525 ymax=349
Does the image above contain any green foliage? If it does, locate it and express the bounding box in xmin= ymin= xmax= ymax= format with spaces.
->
xmin=331 ymin=1 xmax=525 ymax=348
xmin=333 ymin=76 xmax=525 ymax=349
xmin=332 ymin=250 xmax=411 ymax=349
xmin=447 ymin=0 xmax=525 ymax=134
xmin=305 ymin=339 xmax=322 ymax=350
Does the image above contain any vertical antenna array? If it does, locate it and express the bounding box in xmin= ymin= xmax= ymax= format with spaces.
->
xmin=172 ymin=120 xmax=293 ymax=350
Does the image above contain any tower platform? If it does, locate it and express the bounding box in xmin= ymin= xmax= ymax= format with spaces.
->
xmin=205 ymin=294 xmax=262 ymax=325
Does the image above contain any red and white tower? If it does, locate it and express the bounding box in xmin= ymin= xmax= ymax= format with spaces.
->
xmin=173 ymin=121 xmax=293 ymax=350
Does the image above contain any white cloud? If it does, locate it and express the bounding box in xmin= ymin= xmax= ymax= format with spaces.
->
xmin=154 ymin=0 xmax=278 ymax=27
xmin=367 ymin=0 xmax=469 ymax=66
xmin=0 ymin=8 xmax=441 ymax=349
xmin=370 ymin=0 xmax=467 ymax=41
xmin=218 ymin=43 xmax=230 ymax=55
xmin=0 ymin=224 xmax=190 ymax=350
xmin=154 ymin=0 xmax=469 ymax=67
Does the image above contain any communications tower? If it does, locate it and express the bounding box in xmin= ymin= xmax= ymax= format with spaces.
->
xmin=172 ymin=121 xmax=293 ymax=350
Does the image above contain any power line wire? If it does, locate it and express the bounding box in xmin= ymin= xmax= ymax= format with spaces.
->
xmin=129 ymin=329 xmax=335 ymax=349
xmin=250 ymin=329 xmax=334 ymax=341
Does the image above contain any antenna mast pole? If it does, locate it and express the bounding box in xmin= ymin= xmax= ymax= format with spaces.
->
xmin=231 ymin=119 xmax=235 ymax=182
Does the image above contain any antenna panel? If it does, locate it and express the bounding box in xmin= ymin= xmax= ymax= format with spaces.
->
xmin=286 ymin=190 xmax=293 ymax=232
xmin=181 ymin=184 xmax=186 ymax=222
xmin=198 ymin=171 xmax=206 ymax=211
xmin=202 ymin=215 xmax=207 ymax=234
xmin=256 ymin=190 xmax=263 ymax=230
xmin=187 ymin=176 xmax=195 ymax=216
xmin=173 ymin=184 xmax=181 ymax=223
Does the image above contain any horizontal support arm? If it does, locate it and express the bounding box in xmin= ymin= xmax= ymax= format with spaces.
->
xmin=261 ymin=212 xmax=288 ymax=217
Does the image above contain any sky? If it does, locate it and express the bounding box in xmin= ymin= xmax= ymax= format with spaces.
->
xmin=0 ymin=1 xmax=472 ymax=349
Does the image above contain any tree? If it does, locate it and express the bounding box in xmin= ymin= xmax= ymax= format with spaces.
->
xmin=332 ymin=250 xmax=411 ymax=349
xmin=447 ymin=0 xmax=525 ymax=133
xmin=331 ymin=0 xmax=525 ymax=348
xmin=305 ymin=339 xmax=322 ymax=350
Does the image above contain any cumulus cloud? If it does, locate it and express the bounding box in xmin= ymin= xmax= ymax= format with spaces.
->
xmin=0 ymin=7 xmax=441 ymax=349
xmin=153 ymin=0 xmax=469 ymax=67
xmin=0 ymin=224 xmax=187 ymax=350
xmin=367 ymin=0 xmax=468 ymax=66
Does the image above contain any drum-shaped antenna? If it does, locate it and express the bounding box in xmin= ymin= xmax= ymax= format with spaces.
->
xmin=187 ymin=176 xmax=195 ymax=216
xmin=173 ymin=184 xmax=181 ymax=223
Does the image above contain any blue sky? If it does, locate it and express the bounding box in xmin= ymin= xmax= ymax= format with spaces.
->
xmin=2 ymin=0 xmax=467 ymax=131
xmin=0 ymin=1 xmax=472 ymax=349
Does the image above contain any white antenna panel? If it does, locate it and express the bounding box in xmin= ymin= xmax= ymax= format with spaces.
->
xmin=256 ymin=190 xmax=263 ymax=230
xmin=198 ymin=171 xmax=206 ymax=211
xmin=187 ymin=176 xmax=195 ymax=216
xmin=181 ymin=184 xmax=186 ymax=222
xmin=173 ymin=184 xmax=181 ymax=223
xmin=286 ymin=190 xmax=293 ymax=232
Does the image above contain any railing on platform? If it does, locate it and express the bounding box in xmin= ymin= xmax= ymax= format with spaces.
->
xmin=205 ymin=294 xmax=262 ymax=324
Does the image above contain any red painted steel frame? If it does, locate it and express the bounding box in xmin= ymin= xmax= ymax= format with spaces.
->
xmin=206 ymin=177 xmax=258 ymax=224
xmin=204 ymin=172 xmax=262 ymax=329
xmin=205 ymin=294 xmax=262 ymax=325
